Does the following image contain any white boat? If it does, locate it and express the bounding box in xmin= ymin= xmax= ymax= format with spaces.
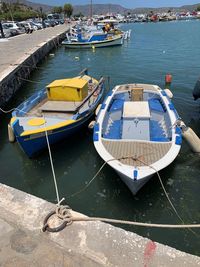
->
xmin=93 ymin=83 xmax=182 ymax=195
xmin=62 ymin=34 xmax=123 ymax=49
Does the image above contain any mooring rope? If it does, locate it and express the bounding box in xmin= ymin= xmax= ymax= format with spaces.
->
xmin=0 ymin=107 xmax=17 ymax=114
xmin=64 ymin=155 xmax=200 ymax=235
xmin=2 ymin=106 xmax=199 ymax=232
xmin=0 ymin=105 xmax=67 ymax=209
xmin=17 ymin=76 xmax=45 ymax=84
xmin=134 ymin=157 xmax=183 ymax=223
xmin=42 ymin=114 xmax=61 ymax=205
xmin=69 ymin=216 xmax=200 ymax=229
xmin=10 ymin=63 xmax=47 ymax=70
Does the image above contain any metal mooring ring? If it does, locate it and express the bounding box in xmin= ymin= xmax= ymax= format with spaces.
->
xmin=42 ymin=210 xmax=68 ymax=233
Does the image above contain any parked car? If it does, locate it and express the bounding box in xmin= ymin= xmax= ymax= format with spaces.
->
xmin=43 ymin=20 xmax=50 ymax=27
xmin=1 ymin=24 xmax=12 ymax=37
xmin=45 ymin=19 xmax=56 ymax=27
xmin=2 ymin=22 xmax=25 ymax=35
xmin=32 ymin=22 xmax=43 ymax=30
xmin=2 ymin=24 xmax=17 ymax=37
xmin=56 ymin=19 xmax=65 ymax=24
xmin=17 ymin=21 xmax=36 ymax=33
xmin=28 ymin=20 xmax=43 ymax=30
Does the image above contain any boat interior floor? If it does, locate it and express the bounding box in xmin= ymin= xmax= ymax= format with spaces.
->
xmin=26 ymin=95 xmax=97 ymax=119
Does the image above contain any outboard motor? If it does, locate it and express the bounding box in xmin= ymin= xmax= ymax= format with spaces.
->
xmin=193 ymin=76 xmax=200 ymax=100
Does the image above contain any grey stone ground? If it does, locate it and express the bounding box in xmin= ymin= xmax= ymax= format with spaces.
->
xmin=0 ymin=183 xmax=199 ymax=267
xmin=0 ymin=24 xmax=67 ymax=75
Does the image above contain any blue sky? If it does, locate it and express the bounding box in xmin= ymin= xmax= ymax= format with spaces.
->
xmin=30 ymin=0 xmax=200 ymax=8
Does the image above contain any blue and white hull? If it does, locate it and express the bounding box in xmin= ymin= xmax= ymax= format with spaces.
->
xmin=12 ymin=112 xmax=95 ymax=157
xmin=62 ymin=35 xmax=123 ymax=49
xmin=93 ymin=83 xmax=182 ymax=195
xmin=10 ymin=74 xmax=105 ymax=157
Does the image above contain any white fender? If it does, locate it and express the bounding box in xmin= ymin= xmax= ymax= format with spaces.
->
xmin=164 ymin=89 xmax=173 ymax=99
xmin=8 ymin=124 xmax=15 ymax=143
xmin=95 ymin=104 xmax=101 ymax=116
xmin=88 ymin=120 xmax=96 ymax=130
xmin=182 ymin=127 xmax=200 ymax=153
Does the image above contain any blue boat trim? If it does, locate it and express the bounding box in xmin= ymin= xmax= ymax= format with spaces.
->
xmin=11 ymin=118 xmax=19 ymax=127
xmin=175 ymin=135 xmax=182 ymax=145
xmin=168 ymin=103 xmax=175 ymax=110
xmin=133 ymin=170 xmax=138 ymax=181
xmin=175 ymin=126 xmax=182 ymax=135
xmin=106 ymin=91 xmax=112 ymax=96
xmin=101 ymin=103 xmax=106 ymax=109
xmin=161 ymin=90 xmax=167 ymax=96
xmin=94 ymin=123 xmax=99 ymax=132
xmin=93 ymin=132 xmax=99 ymax=142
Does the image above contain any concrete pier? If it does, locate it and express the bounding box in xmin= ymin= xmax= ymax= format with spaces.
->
xmin=0 ymin=24 xmax=68 ymax=107
xmin=0 ymin=183 xmax=199 ymax=266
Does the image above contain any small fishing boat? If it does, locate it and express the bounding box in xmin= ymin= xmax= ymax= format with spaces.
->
xmin=61 ymin=32 xmax=123 ymax=49
xmin=9 ymin=70 xmax=105 ymax=157
xmin=93 ymin=83 xmax=182 ymax=195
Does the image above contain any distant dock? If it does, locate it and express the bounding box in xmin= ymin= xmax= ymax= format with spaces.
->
xmin=0 ymin=24 xmax=68 ymax=107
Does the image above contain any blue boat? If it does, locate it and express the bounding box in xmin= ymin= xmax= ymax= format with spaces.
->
xmin=8 ymin=70 xmax=105 ymax=157
xmin=62 ymin=30 xmax=123 ymax=49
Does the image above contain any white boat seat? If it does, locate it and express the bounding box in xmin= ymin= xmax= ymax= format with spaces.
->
xmin=123 ymin=101 xmax=151 ymax=119
xmin=40 ymin=101 xmax=82 ymax=113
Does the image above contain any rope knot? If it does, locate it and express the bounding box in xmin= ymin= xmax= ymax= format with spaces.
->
xmin=42 ymin=205 xmax=73 ymax=233
xmin=56 ymin=205 xmax=73 ymax=225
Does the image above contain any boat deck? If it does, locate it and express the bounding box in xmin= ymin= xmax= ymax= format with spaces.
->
xmin=27 ymin=94 xmax=97 ymax=119
xmin=102 ymin=139 xmax=172 ymax=166
xmin=116 ymin=84 xmax=160 ymax=92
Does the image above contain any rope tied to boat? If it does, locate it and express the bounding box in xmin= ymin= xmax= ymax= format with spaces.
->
xmin=42 ymin=203 xmax=73 ymax=233
xmin=58 ymin=154 xmax=199 ymax=235
xmin=41 ymin=114 xmax=73 ymax=233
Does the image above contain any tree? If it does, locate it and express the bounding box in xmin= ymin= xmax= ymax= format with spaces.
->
xmin=1 ymin=2 xmax=8 ymax=13
xmin=196 ymin=5 xmax=200 ymax=11
xmin=52 ymin=6 xmax=63 ymax=14
xmin=63 ymin=3 xmax=73 ymax=18
xmin=74 ymin=12 xmax=84 ymax=18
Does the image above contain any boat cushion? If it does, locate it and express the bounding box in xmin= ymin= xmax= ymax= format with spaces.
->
xmin=109 ymin=99 xmax=124 ymax=112
xmin=150 ymin=120 xmax=169 ymax=142
xmin=123 ymin=101 xmax=150 ymax=118
xmin=114 ymin=93 xmax=126 ymax=100
xmin=149 ymin=99 xmax=165 ymax=113
xmin=103 ymin=120 xmax=121 ymax=139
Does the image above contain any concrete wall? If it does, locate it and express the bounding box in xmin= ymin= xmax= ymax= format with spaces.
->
xmin=0 ymin=183 xmax=200 ymax=266
xmin=0 ymin=33 xmax=66 ymax=108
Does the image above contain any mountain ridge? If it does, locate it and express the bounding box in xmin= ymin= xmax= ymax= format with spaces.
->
xmin=2 ymin=1 xmax=200 ymax=15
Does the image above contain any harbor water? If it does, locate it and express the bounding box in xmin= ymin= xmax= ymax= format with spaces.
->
xmin=1 ymin=20 xmax=200 ymax=256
